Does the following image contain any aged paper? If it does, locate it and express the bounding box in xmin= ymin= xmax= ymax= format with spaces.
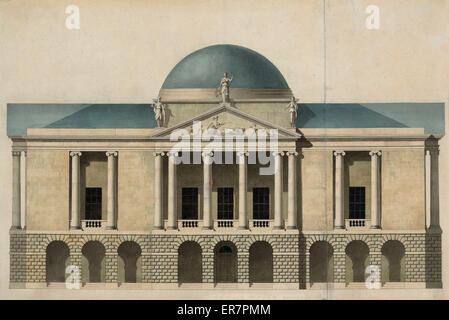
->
xmin=0 ymin=0 xmax=448 ymax=300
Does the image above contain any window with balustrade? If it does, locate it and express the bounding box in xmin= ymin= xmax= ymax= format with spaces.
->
xmin=182 ymin=188 xmax=198 ymax=219
xmin=253 ymin=187 xmax=270 ymax=219
xmin=217 ymin=187 xmax=234 ymax=220
xmin=349 ymin=187 xmax=366 ymax=219
xmin=85 ymin=187 xmax=102 ymax=220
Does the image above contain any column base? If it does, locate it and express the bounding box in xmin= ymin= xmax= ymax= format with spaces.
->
xmin=70 ymin=226 xmax=81 ymax=230
xmin=166 ymin=226 xmax=178 ymax=230
xmin=105 ymin=226 xmax=116 ymax=230
xmin=334 ymin=226 xmax=345 ymax=230
xmin=272 ymin=226 xmax=283 ymax=230
xmin=370 ymin=226 xmax=381 ymax=229
xmin=286 ymin=226 xmax=297 ymax=230
xmin=10 ymin=226 xmax=22 ymax=230
xmin=202 ymin=226 xmax=213 ymax=230
xmin=153 ymin=226 xmax=164 ymax=230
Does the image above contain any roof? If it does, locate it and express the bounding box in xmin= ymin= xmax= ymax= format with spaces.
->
xmin=161 ymin=44 xmax=289 ymax=89
xmin=7 ymin=104 xmax=156 ymax=136
xmin=298 ymin=103 xmax=445 ymax=134
xmin=7 ymin=103 xmax=444 ymax=136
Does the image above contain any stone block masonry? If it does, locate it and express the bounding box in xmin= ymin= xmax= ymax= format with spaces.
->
xmin=9 ymin=231 xmax=441 ymax=288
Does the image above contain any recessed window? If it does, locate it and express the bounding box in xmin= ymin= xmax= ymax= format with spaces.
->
xmin=349 ymin=187 xmax=366 ymax=219
xmin=253 ymin=187 xmax=270 ymax=219
xmin=182 ymin=188 xmax=198 ymax=219
xmin=85 ymin=188 xmax=102 ymax=220
xmin=218 ymin=188 xmax=234 ymax=220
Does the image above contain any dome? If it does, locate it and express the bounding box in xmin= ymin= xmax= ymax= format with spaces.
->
xmin=161 ymin=44 xmax=289 ymax=89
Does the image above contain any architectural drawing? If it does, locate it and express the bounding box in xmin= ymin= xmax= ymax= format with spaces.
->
xmin=7 ymin=44 xmax=444 ymax=289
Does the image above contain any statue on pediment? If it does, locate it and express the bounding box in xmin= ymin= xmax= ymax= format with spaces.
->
xmin=217 ymin=72 xmax=233 ymax=103
xmin=286 ymin=96 xmax=298 ymax=127
xmin=153 ymin=97 xmax=166 ymax=127
xmin=248 ymin=122 xmax=270 ymax=136
xmin=207 ymin=116 xmax=225 ymax=130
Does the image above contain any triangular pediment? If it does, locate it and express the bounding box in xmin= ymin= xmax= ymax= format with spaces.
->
xmin=150 ymin=104 xmax=302 ymax=139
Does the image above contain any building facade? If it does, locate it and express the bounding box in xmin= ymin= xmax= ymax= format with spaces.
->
xmin=8 ymin=45 xmax=444 ymax=289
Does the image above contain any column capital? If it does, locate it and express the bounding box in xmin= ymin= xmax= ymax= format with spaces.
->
xmin=168 ymin=151 xmax=179 ymax=157
xmin=106 ymin=151 xmax=118 ymax=157
xmin=69 ymin=151 xmax=82 ymax=157
xmin=12 ymin=151 xmax=22 ymax=157
xmin=152 ymin=151 xmax=166 ymax=157
xmin=369 ymin=150 xmax=382 ymax=157
xmin=201 ymin=151 xmax=214 ymax=158
xmin=272 ymin=151 xmax=285 ymax=156
xmin=286 ymin=151 xmax=299 ymax=156
xmin=333 ymin=150 xmax=346 ymax=157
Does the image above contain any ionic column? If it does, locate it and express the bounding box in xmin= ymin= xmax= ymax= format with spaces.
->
xmin=237 ymin=151 xmax=248 ymax=229
xmin=70 ymin=151 xmax=82 ymax=230
xmin=202 ymin=151 xmax=213 ymax=230
xmin=369 ymin=151 xmax=382 ymax=229
xmin=153 ymin=152 xmax=165 ymax=230
xmin=334 ymin=151 xmax=346 ymax=229
xmin=167 ymin=152 xmax=178 ymax=230
xmin=106 ymin=151 xmax=118 ymax=230
xmin=287 ymin=151 xmax=298 ymax=229
xmin=11 ymin=151 xmax=22 ymax=229
xmin=273 ymin=151 xmax=284 ymax=229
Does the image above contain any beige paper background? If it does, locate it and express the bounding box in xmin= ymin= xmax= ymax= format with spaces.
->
xmin=0 ymin=0 xmax=448 ymax=299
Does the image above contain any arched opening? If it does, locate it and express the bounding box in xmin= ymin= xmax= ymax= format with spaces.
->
xmin=81 ymin=241 xmax=105 ymax=283
xmin=309 ymin=241 xmax=334 ymax=283
xmin=249 ymin=241 xmax=273 ymax=283
xmin=345 ymin=240 xmax=369 ymax=283
xmin=118 ymin=241 xmax=142 ymax=283
xmin=381 ymin=240 xmax=405 ymax=282
xmin=46 ymin=241 xmax=70 ymax=283
xmin=178 ymin=241 xmax=202 ymax=284
xmin=214 ymin=241 xmax=237 ymax=283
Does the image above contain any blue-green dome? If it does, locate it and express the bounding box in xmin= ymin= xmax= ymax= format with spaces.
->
xmin=161 ymin=44 xmax=289 ymax=89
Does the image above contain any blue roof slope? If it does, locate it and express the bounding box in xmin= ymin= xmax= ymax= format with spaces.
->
xmin=7 ymin=104 xmax=157 ymax=135
xmin=162 ymin=44 xmax=289 ymax=89
xmin=297 ymin=103 xmax=445 ymax=135
xmin=7 ymin=102 xmax=444 ymax=136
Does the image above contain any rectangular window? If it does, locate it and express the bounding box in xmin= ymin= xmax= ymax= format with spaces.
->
xmin=85 ymin=187 xmax=102 ymax=220
xmin=349 ymin=187 xmax=366 ymax=219
xmin=253 ymin=187 xmax=270 ymax=219
xmin=182 ymin=188 xmax=198 ymax=220
xmin=217 ymin=187 xmax=234 ymax=219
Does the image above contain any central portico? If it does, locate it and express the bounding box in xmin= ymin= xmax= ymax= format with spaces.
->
xmin=150 ymin=103 xmax=302 ymax=233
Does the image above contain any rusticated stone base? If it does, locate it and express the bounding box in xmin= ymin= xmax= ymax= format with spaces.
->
xmin=9 ymin=231 xmax=442 ymax=288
